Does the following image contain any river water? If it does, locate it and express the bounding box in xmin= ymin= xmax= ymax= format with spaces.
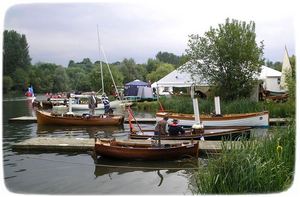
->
xmin=2 ymin=96 xmax=269 ymax=195
xmin=2 ymin=96 xmax=200 ymax=195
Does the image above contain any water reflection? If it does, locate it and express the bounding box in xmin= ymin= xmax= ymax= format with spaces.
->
xmin=36 ymin=124 xmax=125 ymax=138
xmin=93 ymin=156 xmax=199 ymax=186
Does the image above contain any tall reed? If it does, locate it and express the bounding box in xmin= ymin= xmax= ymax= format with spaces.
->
xmin=190 ymin=121 xmax=295 ymax=194
xmin=134 ymin=97 xmax=294 ymax=118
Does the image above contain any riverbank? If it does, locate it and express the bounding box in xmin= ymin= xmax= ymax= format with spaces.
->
xmin=191 ymin=120 xmax=295 ymax=194
xmin=134 ymin=97 xmax=295 ymax=118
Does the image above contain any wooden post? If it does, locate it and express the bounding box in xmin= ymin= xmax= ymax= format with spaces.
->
xmin=214 ymin=96 xmax=221 ymax=115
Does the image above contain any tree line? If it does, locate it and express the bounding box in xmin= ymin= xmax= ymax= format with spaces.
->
xmin=3 ymin=18 xmax=295 ymax=100
xmin=3 ymin=29 xmax=188 ymax=95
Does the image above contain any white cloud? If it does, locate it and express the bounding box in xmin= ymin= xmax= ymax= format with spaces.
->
xmin=2 ymin=1 xmax=296 ymax=66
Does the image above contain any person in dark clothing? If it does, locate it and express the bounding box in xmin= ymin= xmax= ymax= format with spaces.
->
xmin=168 ymin=119 xmax=185 ymax=136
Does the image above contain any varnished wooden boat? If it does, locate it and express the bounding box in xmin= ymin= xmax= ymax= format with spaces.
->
xmin=156 ymin=111 xmax=269 ymax=127
xmin=36 ymin=110 xmax=124 ymax=126
xmin=94 ymin=138 xmax=199 ymax=160
xmin=130 ymin=127 xmax=251 ymax=140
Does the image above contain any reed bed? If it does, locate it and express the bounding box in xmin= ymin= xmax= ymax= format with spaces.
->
xmin=134 ymin=97 xmax=295 ymax=118
xmin=190 ymin=121 xmax=295 ymax=194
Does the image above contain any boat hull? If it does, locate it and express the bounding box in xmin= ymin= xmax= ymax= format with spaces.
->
xmin=94 ymin=140 xmax=199 ymax=160
xmin=130 ymin=127 xmax=251 ymax=140
xmin=36 ymin=110 xmax=124 ymax=126
xmin=156 ymin=111 xmax=269 ymax=127
xmin=72 ymin=100 xmax=122 ymax=110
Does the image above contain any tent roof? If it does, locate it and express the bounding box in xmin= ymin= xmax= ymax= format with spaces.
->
xmin=259 ymin=66 xmax=282 ymax=79
xmin=155 ymin=64 xmax=282 ymax=88
xmin=155 ymin=65 xmax=209 ymax=87
xmin=125 ymin=79 xmax=149 ymax=86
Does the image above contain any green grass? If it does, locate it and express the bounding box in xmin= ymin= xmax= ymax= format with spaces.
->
xmin=190 ymin=122 xmax=295 ymax=194
xmin=134 ymin=96 xmax=295 ymax=118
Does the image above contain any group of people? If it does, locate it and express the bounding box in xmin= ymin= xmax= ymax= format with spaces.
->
xmin=88 ymin=92 xmax=111 ymax=115
xmin=154 ymin=116 xmax=185 ymax=136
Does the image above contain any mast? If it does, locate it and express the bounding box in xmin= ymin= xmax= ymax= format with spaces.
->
xmin=97 ymin=25 xmax=105 ymax=95
xmin=96 ymin=25 xmax=121 ymax=100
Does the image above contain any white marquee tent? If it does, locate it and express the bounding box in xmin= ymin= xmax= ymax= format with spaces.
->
xmin=153 ymin=64 xmax=284 ymax=95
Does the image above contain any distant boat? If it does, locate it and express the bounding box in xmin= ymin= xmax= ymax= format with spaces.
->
xmin=25 ymin=85 xmax=35 ymax=100
xmin=36 ymin=110 xmax=124 ymax=126
xmin=156 ymin=111 xmax=269 ymax=127
xmin=130 ymin=127 xmax=251 ymax=140
xmin=94 ymin=138 xmax=199 ymax=160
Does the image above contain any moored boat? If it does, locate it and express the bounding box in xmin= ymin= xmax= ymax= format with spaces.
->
xmin=36 ymin=110 xmax=124 ymax=126
xmin=156 ymin=111 xmax=269 ymax=127
xmin=130 ymin=127 xmax=251 ymax=141
xmin=94 ymin=138 xmax=199 ymax=160
xmin=71 ymin=100 xmax=123 ymax=110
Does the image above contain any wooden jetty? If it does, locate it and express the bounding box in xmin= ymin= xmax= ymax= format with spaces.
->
xmin=9 ymin=116 xmax=288 ymax=125
xmin=11 ymin=137 xmax=242 ymax=154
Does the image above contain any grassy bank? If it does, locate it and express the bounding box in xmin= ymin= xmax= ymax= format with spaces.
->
xmin=134 ymin=96 xmax=295 ymax=118
xmin=190 ymin=121 xmax=295 ymax=194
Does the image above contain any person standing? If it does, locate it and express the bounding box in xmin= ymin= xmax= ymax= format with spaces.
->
xmin=88 ymin=92 xmax=97 ymax=115
xmin=155 ymin=116 xmax=169 ymax=135
xmin=102 ymin=96 xmax=110 ymax=114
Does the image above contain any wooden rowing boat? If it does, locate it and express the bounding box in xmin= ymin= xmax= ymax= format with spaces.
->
xmin=156 ymin=111 xmax=269 ymax=127
xmin=94 ymin=138 xmax=199 ymax=160
xmin=130 ymin=127 xmax=251 ymax=140
xmin=36 ymin=110 xmax=124 ymax=126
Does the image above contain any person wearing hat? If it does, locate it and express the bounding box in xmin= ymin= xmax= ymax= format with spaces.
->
xmin=168 ymin=119 xmax=185 ymax=136
xmin=155 ymin=115 xmax=169 ymax=135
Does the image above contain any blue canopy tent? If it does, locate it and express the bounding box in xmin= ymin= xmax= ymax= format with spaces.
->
xmin=124 ymin=80 xmax=150 ymax=97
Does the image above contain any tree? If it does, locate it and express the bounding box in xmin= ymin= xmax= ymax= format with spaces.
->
xmin=265 ymin=60 xmax=282 ymax=71
xmin=119 ymin=58 xmax=146 ymax=83
xmin=52 ymin=67 xmax=69 ymax=92
xmin=146 ymin=63 xmax=175 ymax=83
xmin=3 ymin=75 xmax=13 ymax=93
xmin=66 ymin=67 xmax=91 ymax=91
xmin=184 ymin=18 xmax=264 ymax=100
xmin=90 ymin=63 xmax=124 ymax=95
xmin=3 ymin=30 xmax=31 ymax=76
xmin=12 ymin=68 xmax=29 ymax=91
xmin=156 ymin=51 xmax=181 ymax=66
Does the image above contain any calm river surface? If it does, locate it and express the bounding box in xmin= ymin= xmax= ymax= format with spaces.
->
xmin=2 ymin=96 xmax=269 ymax=195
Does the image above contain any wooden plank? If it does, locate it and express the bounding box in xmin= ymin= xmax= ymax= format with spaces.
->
xmin=9 ymin=116 xmax=37 ymax=123
xmin=11 ymin=137 xmax=241 ymax=154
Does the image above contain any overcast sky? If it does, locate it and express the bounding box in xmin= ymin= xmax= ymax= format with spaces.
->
xmin=2 ymin=0 xmax=296 ymax=67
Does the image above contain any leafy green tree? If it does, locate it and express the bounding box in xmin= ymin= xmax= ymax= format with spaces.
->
xmin=265 ymin=60 xmax=282 ymax=71
xmin=3 ymin=30 xmax=31 ymax=76
xmin=146 ymin=58 xmax=161 ymax=73
xmin=66 ymin=67 xmax=90 ymax=91
xmin=156 ymin=51 xmax=181 ymax=66
xmin=31 ymin=63 xmax=59 ymax=93
xmin=12 ymin=68 xmax=29 ymax=91
xmin=3 ymin=75 xmax=13 ymax=93
xmin=52 ymin=66 xmax=69 ymax=92
xmin=184 ymin=18 xmax=264 ymax=100
xmin=119 ymin=58 xmax=146 ymax=83
xmin=146 ymin=63 xmax=175 ymax=83
xmin=90 ymin=64 xmax=124 ymax=95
